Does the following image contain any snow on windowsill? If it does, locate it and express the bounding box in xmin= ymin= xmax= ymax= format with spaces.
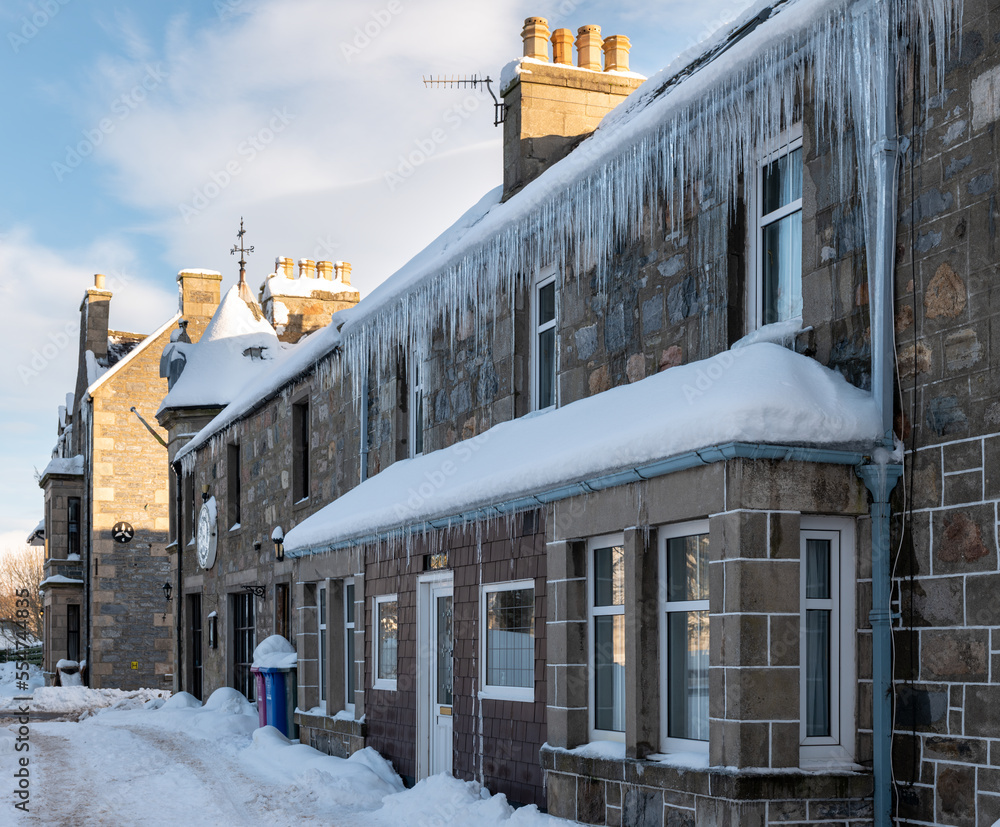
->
xmin=39 ymin=575 xmax=84 ymax=587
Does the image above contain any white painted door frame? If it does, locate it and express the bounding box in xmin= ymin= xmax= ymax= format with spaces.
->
xmin=416 ymin=570 xmax=453 ymax=780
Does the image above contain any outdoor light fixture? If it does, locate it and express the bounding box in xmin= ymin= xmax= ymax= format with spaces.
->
xmin=202 ymin=484 xmax=210 ymax=502
xmin=162 ymin=582 xmax=173 ymax=602
xmin=272 ymin=526 xmax=285 ymax=561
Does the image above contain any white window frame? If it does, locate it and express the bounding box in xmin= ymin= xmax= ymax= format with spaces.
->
xmin=373 ymin=593 xmax=399 ymax=691
xmin=344 ymin=579 xmax=355 ymax=714
xmin=658 ymin=520 xmax=711 ymax=755
xmin=530 ymin=269 xmax=558 ymax=412
xmin=748 ymin=125 xmax=804 ymax=332
xmin=799 ymin=516 xmax=856 ymax=767
xmin=587 ymin=532 xmax=626 ymax=743
xmin=480 ymin=579 xmax=535 ymax=702
xmin=318 ymin=583 xmax=328 ymax=706
xmin=409 ymin=349 xmax=424 ymax=458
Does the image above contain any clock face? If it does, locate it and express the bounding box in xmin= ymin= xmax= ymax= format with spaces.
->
xmin=196 ymin=501 xmax=217 ymax=569
xmin=112 ymin=522 xmax=134 ymax=544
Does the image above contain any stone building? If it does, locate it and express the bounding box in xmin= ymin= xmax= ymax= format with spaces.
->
xmin=37 ymin=269 xmax=224 ymax=687
xmin=162 ymin=0 xmax=1000 ymax=824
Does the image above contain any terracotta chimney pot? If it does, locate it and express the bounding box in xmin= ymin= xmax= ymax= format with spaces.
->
xmin=317 ymin=261 xmax=334 ymax=280
xmin=576 ymin=25 xmax=602 ymax=70
xmin=603 ymin=35 xmax=631 ymax=72
xmin=551 ymin=29 xmax=573 ymax=65
xmin=521 ymin=17 xmax=550 ymax=61
xmin=298 ymin=259 xmax=316 ymax=279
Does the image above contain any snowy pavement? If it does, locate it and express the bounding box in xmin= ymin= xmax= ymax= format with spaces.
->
xmin=1 ymin=683 xmax=576 ymax=827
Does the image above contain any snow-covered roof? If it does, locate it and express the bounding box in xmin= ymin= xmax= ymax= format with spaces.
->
xmin=40 ymin=574 xmax=84 ymax=587
xmin=40 ymin=455 xmax=84 ymax=479
xmin=285 ymin=343 xmax=882 ymax=554
xmin=26 ymin=519 xmax=45 ymax=546
xmin=159 ymin=287 xmax=282 ymax=413
xmin=174 ymin=308 xmax=350 ymax=463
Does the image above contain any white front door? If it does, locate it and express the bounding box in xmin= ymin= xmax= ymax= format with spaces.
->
xmin=429 ymin=581 xmax=453 ymax=776
xmin=417 ymin=573 xmax=453 ymax=779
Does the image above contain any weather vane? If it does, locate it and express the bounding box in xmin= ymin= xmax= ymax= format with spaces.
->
xmin=230 ymin=217 xmax=254 ymax=286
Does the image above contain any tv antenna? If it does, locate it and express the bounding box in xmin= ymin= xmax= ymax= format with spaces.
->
xmin=422 ymin=75 xmax=505 ymax=126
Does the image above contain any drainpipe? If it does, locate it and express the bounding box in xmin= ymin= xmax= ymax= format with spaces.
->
xmin=173 ymin=459 xmax=184 ymax=695
xmin=858 ymin=461 xmax=902 ymax=827
xmin=861 ymin=1 xmax=902 ymax=823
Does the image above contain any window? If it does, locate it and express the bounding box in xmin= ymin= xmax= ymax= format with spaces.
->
xmin=660 ymin=522 xmax=710 ymax=752
xmin=481 ymin=580 xmax=535 ymax=702
xmin=232 ymin=592 xmax=255 ymax=701
xmin=373 ymin=594 xmax=398 ymax=690
xmin=345 ymin=580 xmax=355 ymax=711
xmin=275 ymin=583 xmax=290 ymax=641
xmin=751 ymin=132 xmax=803 ymax=329
xmin=184 ymin=474 xmax=196 ymax=545
xmin=409 ymin=352 xmax=424 ymax=458
xmin=589 ymin=535 xmax=625 ymax=740
xmin=227 ymin=443 xmax=241 ymax=529
xmin=293 ymin=399 xmax=310 ymax=502
xmin=67 ymin=604 xmax=80 ymax=663
xmin=188 ymin=594 xmax=203 ymax=701
xmin=67 ymin=497 xmax=81 ymax=557
xmin=532 ymin=271 xmax=557 ymax=411
xmin=319 ymin=584 xmax=328 ymax=704
xmin=800 ymin=517 xmax=855 ymax=765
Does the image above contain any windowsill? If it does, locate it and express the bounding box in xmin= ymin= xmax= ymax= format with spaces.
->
xmin=478 ymin=687 xmax=535 ymax=703
xmin=228 ymin=524 xmax=242 ymax=534
xmin=372 ymin=678 xmax=397 ymax=692
xmin=292 ymin=497 xmax=311 ymax=512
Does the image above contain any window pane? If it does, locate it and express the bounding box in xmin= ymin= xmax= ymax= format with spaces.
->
xmin=762 ymin=210 xmax=802 ymax=324
xmin=538 ymin=328 xmax=555 ymax=409
xmin=806 ymin=609 xmax=831 ymax=737
xmin=762 ymin=147 xmax=802 ymax=214
xmin=806 ymin=539 xmax=831 ymax=599
xmin=319 ymin=627 xmax=327 ymax=700
xmin=594 ymin=614 xmax=625 ymax=732
xmin=378 ymin=600 xmax=398 ymax=681
xmin=594 ymin=545 xmax=624 ymax=607
xmin=346 ymin=625 xmax=355 ymax=698
xmin=486 ymin=588 xmax=534 ymax=689
xmin=436 ymin=595 xmax=453 ymax=706
xmin=666 ymin=535 xmax=709 ymax=602
xmin=667 ymin=610 xmax=709 ymax=741
xmin=538 ymin=281 xmax=555 ymax=325
xmin=346 ymin=584 xmax=355 ymax=624
xmin=413 ymin=387 xmax=424 ymax=455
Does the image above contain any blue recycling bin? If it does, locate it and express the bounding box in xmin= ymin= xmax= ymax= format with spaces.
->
xmin=260 ymin=666 xmax=289 ymax=736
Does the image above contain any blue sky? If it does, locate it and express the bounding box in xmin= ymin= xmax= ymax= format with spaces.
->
xmin=0 ymin=0 xmax=752 ymax=549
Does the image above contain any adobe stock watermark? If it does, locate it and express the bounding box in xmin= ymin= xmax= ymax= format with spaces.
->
xmin=19 ymin=270 xmax=136 ymax=385
xmin=52 ymin=63 xmax=169 ymax=182
xmin=8 ymin=0 xmax=71 ymax=54
xmin=214 ymin=0 xmax=244 ymax=22
xmin=178 ymin=108 xmax=295 ymax=224
xmin=384 ymin=91 xmax=486 ymax=192
xmin=341 ymin=0 xmax=403 ymax=63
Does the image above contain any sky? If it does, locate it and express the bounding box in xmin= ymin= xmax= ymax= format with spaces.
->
xmin=0 ymin=0 xmax=753 ymax=550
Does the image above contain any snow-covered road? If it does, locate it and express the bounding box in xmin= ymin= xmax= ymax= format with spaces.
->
xmin=1 ymin=685 xmax=573 ymax=827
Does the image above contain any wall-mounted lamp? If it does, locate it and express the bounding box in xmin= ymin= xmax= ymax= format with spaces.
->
xmin=162 ymin=582 xmax=173 ymax=602
xmin=272 ymin=526 xmax=285 ymax=561
xmin=202 ymin=484 xmax=210 ymax=503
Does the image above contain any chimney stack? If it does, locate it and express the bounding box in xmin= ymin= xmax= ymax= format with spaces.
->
xmin=603 ymin=35 xmax=631 ymax=72
xmin=551 ymin=28 xmax=573 ymax=65
xmin=576 ymin=25 xmax=602 ymax=70
xmin=298 ymin=259 xmax=316 ymax=279
xmin=521 ymin=17 xmax=550 ymax=61
xmin=317 ymin=261 xmax=334 ymax=280
xmin=176 ymin=269 xmax=223 ymax=342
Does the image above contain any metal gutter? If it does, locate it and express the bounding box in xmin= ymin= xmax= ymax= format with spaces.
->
xmin=286 ymin=440 xmax=874 ymax=558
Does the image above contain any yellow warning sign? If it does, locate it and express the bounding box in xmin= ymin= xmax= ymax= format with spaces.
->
xmin=130 ymin=661 xmax=138 ymax=670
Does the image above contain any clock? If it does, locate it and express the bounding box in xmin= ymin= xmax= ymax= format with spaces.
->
xmin=196 ymin=498 xmax=218 ymax=570
xmin=112 ymin=522 xmax=134 ymax=544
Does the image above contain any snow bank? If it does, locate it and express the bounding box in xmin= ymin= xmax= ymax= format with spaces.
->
xmin=27 ymin=686 xmax=166 ymax=713
xmin=0 ymin=662 xmax=43 ymax=702
xmin=287 ymin=343 xmax=881 ymax=553
xmin=252 ymin=635 xmax=297 ymax=669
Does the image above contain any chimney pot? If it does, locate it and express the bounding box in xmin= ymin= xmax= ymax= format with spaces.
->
xmin=298 ymin=259 xmax=316 ymax=279
xmin=551 ymin=28 xmax=573 ymax=64
xmin=276 ymin=256 xmax=294 ymax=278
xmin=335 ymin=261 xmax=352 ymax=286
xmin=521 ymin=17 xmax=550 ymax=61
xmin=94 ymin=273 xmax=106 ymax=290
xmin=603 ymin=35 xmax=632 ymax=72
xmin=576 ymin=25 xmax=603 ymax=70
xmin=317 ymin=261 xmax=334 ymax=280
